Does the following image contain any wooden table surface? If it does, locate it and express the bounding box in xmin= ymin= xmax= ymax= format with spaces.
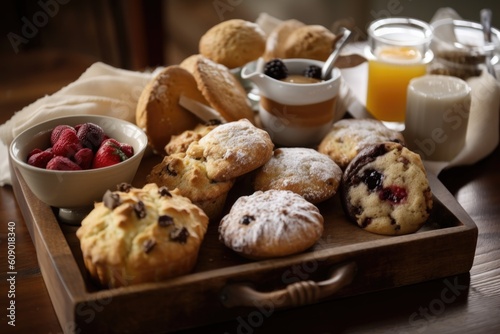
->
xmin=1 ymin=52 xmax=499 ymax=334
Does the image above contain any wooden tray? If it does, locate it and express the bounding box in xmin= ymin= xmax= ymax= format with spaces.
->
xmin=11 ymin=154 xmax=478 ymax=333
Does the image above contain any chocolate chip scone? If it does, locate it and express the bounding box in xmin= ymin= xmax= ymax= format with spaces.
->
xmin=341 ymin=142 xmax=432 ymax=235
xmin=147 ymin=152 xmax=235 ymax=220
xmin=76 ymin=183 xmax=209 ymax=288
xmin=219 ymin=190 xmax=324 ymax=259
xmin=186 ymin=119 xmax=274 ymax=182
xmin=318 ymin=118 xmax=405 ymax=170
xmin=253 ymin=147 xmax=342 ymax=204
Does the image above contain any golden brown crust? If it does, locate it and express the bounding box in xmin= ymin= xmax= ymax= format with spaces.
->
xmin=199 ymin=19 xmax=266 ymax=69
xmin=186 ymin=119 xmax=274 ymax=182
xmin=264 ymin=19 xmax=305 ymax=61
xmin=283 ymin=25 xmax=336 ymax=61
xmin=253 ymin=147 xmax=342 ymax=204
xmin=165 ymin=123 xmax=218 ymax=155
xmin=76 ymin=183 xmax=209 ymax=288
xmin=135 ymin=65 xmax=208 ymax=154
xmin=146 ymin=152 xmax=235 ymax=220
xmin=318 ymin=119 xmax=406 ymax=170
xmin=191 ymin=55 xmax=255 ymax=123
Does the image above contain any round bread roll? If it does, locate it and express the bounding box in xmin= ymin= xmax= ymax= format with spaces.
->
xmin=219 ymin=190 xmax=324 ymax=259
xmin=76 ymin=183 xmax=209 ymax=288
xmin=341 ymin=142 xmax=433 ymax=235
xmin=318 ymin=118 xmax=405 ymax=170
xmin=199 ymin=19 xmax=266 ymax=69
xmin=283 ymin=25 xmax=336 ymax=61
xmin=186 ymin=119 xmax=274 ymax=182
xmin=264 ymin=19 xmax=305 ymax=61
xmin=136 ymin=65 xmax=208 ymax=154
xmin=253 ymin=147 xmax=342 ymax=204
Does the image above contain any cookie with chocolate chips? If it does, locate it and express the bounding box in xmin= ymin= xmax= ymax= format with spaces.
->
xmin=76 ymin=183 xmax=209 ymax=288
xmin=340 ymin=142 xmax=433 ymax=235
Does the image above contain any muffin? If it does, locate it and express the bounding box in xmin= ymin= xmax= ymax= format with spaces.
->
xmin=340 ymin=142 xmax=433 ymax=235
xmin=253 ymin=147 xmax=342 ymax=204
xmin=219 ymin=190 xmax=324 ymax=259
xmin=199 ymin=19 xmax=266 ymax=69
xmin=147 ymin=152 xmax=235 ymax=220
xmin=76 ymin=183 xmax=209 ymax=288
xmin=318 ymin=118 xmax=405 ymax=170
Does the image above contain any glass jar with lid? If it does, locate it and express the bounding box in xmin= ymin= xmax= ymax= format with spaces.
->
xmin=430 ymin=18 xmax=500 ymax=80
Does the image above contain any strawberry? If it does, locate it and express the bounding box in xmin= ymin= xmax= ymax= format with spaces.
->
xmin=46 ymin=156 xmax=82 ymax=170
xmin=52 ymin=128 xmax=82 ymax=158
xmin=27 ymin=150 xmax=54 ymax=168
xmin=50 ymin=125 xmax=75 ymax=146
xmin=120 ymin=143 xmax=134 ymax=158
xmin=76 ymin=122 xmax=105 ymax=152
xmin=92 ymin=138 xmax=133 ymax=169
xmin=74 ymin=148 xmax=94 ymax=170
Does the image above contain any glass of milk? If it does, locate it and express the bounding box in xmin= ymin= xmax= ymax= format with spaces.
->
xmin=404 ymin=74 xmax=471 ymax=161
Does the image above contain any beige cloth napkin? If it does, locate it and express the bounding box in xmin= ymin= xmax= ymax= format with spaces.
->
xmin=0 ymin=62 xmax=156 ymax=186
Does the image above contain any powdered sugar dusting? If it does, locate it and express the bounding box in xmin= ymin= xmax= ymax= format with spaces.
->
xmin=219 ymin=190 xmax=324 ymax=257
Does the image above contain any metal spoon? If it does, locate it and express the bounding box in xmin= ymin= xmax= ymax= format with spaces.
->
xmin=480 ymin=8 xmax=497 ymax=79
xmin=321 ymin=27 xmax=353 ymax=80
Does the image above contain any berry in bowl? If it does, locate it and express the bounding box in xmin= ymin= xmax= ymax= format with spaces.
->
xmin=9 ymin=115 xmax=148 ymax=224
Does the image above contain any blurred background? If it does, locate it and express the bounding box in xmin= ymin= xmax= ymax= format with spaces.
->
xmin=1 ymin=0 xmax=500 ymax=120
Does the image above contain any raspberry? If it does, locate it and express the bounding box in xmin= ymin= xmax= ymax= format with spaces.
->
xmin=379 ymin=186 xmax=408 ymax=204
xmin=46 ymin=156 xmax=82 ymax=171
xmin=74 ymin=148 xmax=94 ymax=170
xmin=264 ymin=59 xmax=288 ymax=80
xmin=52 ymin=128 xmax=82 ymax=158
xmin=27 ymin=150 xmax=54 ymax=168
xmin=303 ymin=65 xmax=322 ymax=79
xmin=50 ymin=125 xmax=75 ymax=146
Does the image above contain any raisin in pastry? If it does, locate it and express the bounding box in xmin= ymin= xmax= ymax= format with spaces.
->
xmin=341 ymin=142 xmax=433 ymax=235
xmin=76 ymin=183 xmax=209 ymax=288
xmin=219 ymin=190 xmax=324 ymax=259
xmin=146 ymin=152 xmax=235 ymax=221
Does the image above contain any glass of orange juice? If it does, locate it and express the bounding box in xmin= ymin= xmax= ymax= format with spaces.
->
xmin=366 ymin=18 xmax=433 ymax=131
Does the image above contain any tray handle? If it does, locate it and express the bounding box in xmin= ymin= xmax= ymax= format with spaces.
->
xmin=220 ymin=261 xmax=356 ymax=309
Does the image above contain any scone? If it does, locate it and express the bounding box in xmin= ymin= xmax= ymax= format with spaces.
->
xmin=253 ymin=147 xmax=342 ymax=204
xmin=136 ymin=65 xmax=208 ymax=153
xmin=165 ymin=121 xmax=220 ymax=155
xmin=191 ymin=55 xmax=255 ymax=123
xmin=76 ymin=183 xmax=209 ymax=288
xmin=146 ymin=152 xmax=235 ymax=220
xmin=186 ymin=119 xmax=274 ymax=182
xmin=340 ymin=142 xmax=433 ymax=235
xmin=199 ymin=19 xmax=266 ymax=69
xmin=318 ymin=118 xmax=405 ymax=170
xmin=283 ymin=25 xmax=337 ymax=61
xmin=219 ymin=190 xmax=324 ymax=259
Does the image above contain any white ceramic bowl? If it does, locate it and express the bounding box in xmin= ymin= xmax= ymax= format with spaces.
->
xmin=9 ymin=115 xmax=148 ymax=223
